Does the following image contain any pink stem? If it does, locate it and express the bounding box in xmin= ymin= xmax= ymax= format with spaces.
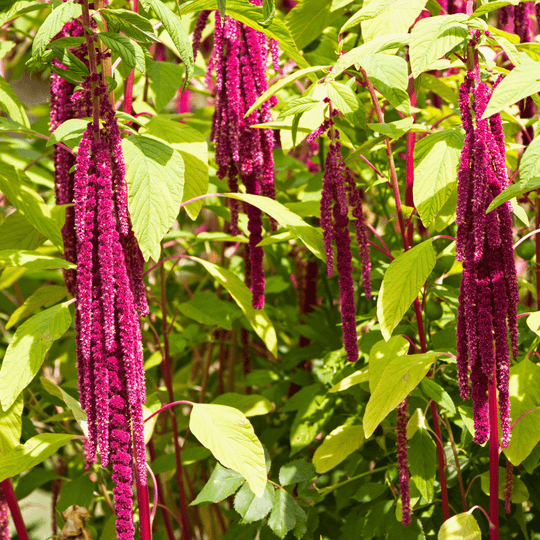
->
xmin=136 ymin=480 xmax=152 ymax=540
xmin=489 ymin=375 xmax=500 ymax=540
xmin=144 ymin=400 xmax=194 ymax=424
xmin=146 ymin=463 xmax=159 ymax=525
xmin=124 ymin=70 xmax=135 ymax=115
xmin=0 ymin=479 xmax=30 ymax=540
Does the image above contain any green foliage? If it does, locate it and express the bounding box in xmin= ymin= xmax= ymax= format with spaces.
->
xmin=437 ymin=512 xmax=481 ymax=540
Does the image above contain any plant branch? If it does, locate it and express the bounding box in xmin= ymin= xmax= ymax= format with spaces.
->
xmin=1 ymin=479 xmax=30 ymax=540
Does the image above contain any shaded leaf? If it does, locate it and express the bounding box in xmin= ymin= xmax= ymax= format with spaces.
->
xmin=234 ymin=481 xmax=275 ymax=523
xmin=279 ymin=459 xmax=316 ymax=485
xmin=313 ymin=424 xmax=364 ymax=473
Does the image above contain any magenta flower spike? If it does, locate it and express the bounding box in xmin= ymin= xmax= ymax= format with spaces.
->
xmin=455 ymin=72 xmax=518 ymax=448
xmin=207 ymin=4 xmax=278 ymax=308
xmin=0 ymin=484 xmax=9 ymax=540
xmin=72 ymin=76 xmax=149 ymax=540
xmin=396 ymin=399 xmax=411 ymax=526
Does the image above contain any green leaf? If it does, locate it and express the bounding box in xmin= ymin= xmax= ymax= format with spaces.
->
xmin=0 ymin=117 xmax=39 ymax=136
xmin=191 ymin=463 xmax=245 ymax=504
xmin=286 ymin=0 xmax=344 ymax=49
xmin=234 ymin=481 xmax=275 ymax=523
xmin=31 ymin=1 xmax=82 ymax=58
xmin=180 ymin=0 xmax=310 ymax=73
xmin=0 ymin=301 xmax=72 ymax=410
xmin=0 ymin=165 xmax=63 ymax=249
xmin=122 ymin=134 xmax=185 ymax=260
xmin=14 ymin=468 xmax=60 ymax=500
xmin=377 ymin=240 xmax=436 ymax=340
xmin=260 ymin=0 xmax=275 ymax=25
xmin=363 ymin=352 xmax=436 ymax=438
xmin=145 ymin=61 xmax=184 ymax=112
xmin=472 ymin=0 xmax=518 ymax=17
xmin=0 ymin=394 xmax=23 ymax=455
xmin=191 ymin=257 xmax=278 ymax=357
xmin=245 ymin=65 xmax=326 ymax=118
xmin=7 ymin=285 xmax=68 ymax=329
xmin=0 ymin=0 xmax=42 ymax=27
xmin=526 ymin=311 xmax=540 ymax=337
xmin=327 ymin=82 xmax=358 ymax=115
xmin=0 ymin=433 xmax=75 ymax=482
xmin=328 ymin=366 xmax=369 ymax=393
xmin=267 ymin=489 xmax=305 ymax=539
xmin=211 ymin=393 xmax=273 ymax=417
xmin=420 ymin=378 xmax=456 ymax=413
xmin=98 ymin=32 xmax=146 ymax=74
xmin=57 ymin=475 xmax=95 ymax=512
xmin=361 ymin=54 xmax=410 ymax=114
xmin=409 ymin=15 xmax=469 ymax=78
xmin=328 ymin=33 xmax=410 ymax=81
xmin=279 ymin=459 xmax=316 ymax=485
xmin=480 ymin=467 xmax=529 ymax=503
xmin=482 ymin=61 xmax=540 ymax=119
xmin=408 ymin=428 xmax=436 ymax=501
xmin=225 ymin=193 xmax=325 ymax=261
xmin=100 ymin=8 xmax=159 ymax=43
xmin=140 ymin=0 xmax=194 ymax=88
xmin=279 ymin=97 xmax=320 ymax=118
xmin=50 ymin=47 xmax=89 ymax=84
xmin=360 ymin=0 xmax=427 ymax=42
xmin=40 ymin=378 xmax=87 ymax=434
xmin=0 ymin=250 xmax=75 ymax=270
xmin=48 ymin=118 xmax=88 ymax=148
xmin=413 ymin=128 xmax=464 ymax=226
xmin=189 ymin=403 xmax=267 ymax=496
xmin=0 ymin=75 xmax=29 ymax=127
xmin=368 ymin=117 xmax=415 ymax=139
xmin=369 ymin=336 xmax=409 ymax=392
xmin=503 ymin=359 xmax=540 ymax=466
xmin=312 ymin=424 xmax=365 ymax=474
xmin=0 ymin=212 xmax=44 ymax=252
xmin=437 ymin=512 xmax=481 ymax=540
xmin=141 ymin=116 xmax=209 ymax=220
xmin=178 ymin=292 xmax=236 ymax=330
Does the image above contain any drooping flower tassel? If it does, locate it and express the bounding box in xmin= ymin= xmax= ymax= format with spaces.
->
xmin=455 ymin=71 xmax=518 ymax=448
xmin=317 ymin=115 xmax=371 ymax=363
xmin=504 ymin=460 xmax=514 ymax=514
xmin=74 ymin=74 xmax=149 ymax=540
xmin=208 ymin=6 xmax=277 ymax=308
xmin=50 ymin=19 xmax=89 ymax=296
xmin=396 ymin=399 xmax=411 ymax=526
xmin=0 ymin=485 xmax=9 ymax=540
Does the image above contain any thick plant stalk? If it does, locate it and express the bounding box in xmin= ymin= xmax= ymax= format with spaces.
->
xmin=489 ymin=376 xmax=500 ymax=540
xmin=0 ymin=480 xmax=30 ymax=540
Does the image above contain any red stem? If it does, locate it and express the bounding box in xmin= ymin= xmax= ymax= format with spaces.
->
xmin=0 ymin=479 xmax=30 ymax=540
xmin=405 ymin=80 xmax=416 ymax=247
xmin=124 ymin=70 xmax=135 ymax=115
xmin=160 ymin=266 xmax=192 ymax=540
xmin=136 ymin=480 xmax=152 ymax=540
xmin=489 ymin=375 xmax=500 ymax=540
xmin=536 ymin=198 xmax=540 ymax=309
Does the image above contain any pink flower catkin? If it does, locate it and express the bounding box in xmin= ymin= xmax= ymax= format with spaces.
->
xmin=318 ymin=118 xmax=371 ymax=363
xmin=208 ymin=6 xmax=278 ymax=309
xmin=396 ymin=399 xmax=411 ymax=526
xmin=456 ymin=73 xmax=518 ymax=448
xmin=50 ymin=19 xmax=89 ymax=296
xmin=74 ymin=75 xmax=148 ymax=540
xmin=0 ymin=484 xmax=9 ymax=540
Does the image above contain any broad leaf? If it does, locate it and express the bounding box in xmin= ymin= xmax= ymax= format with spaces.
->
xmin=0 ymin=76 xmax=29 ymax=127
xmin=178 ymin=292 xmax=237 ymax=330
xmin=312 ymin=424 xmax=364 ymax=473
xmin=48 ymin=118 xmax=88 ymax=148
xmin=142 ymin=116 xmax=209 ymax=220
xmin=146 ymin=61 xmax=185 ymax=112
xmin=328 ymin=366 xmax=369 ymax=393
xmin=191 ymin=257 xmax=278 ymax=357
xmin=279 ymin=459 xmax=316 ymax=485
xmin=420 ymin=378 xmax=456 ymax=413
xmin=0 ymin=212 xmax=44 ymax=251
xmin=409 ymin=15 xmax=469 ymax=78
xmin=479 ymin=467 xmax=529 ymax=503
xmin=211 ymin=393 xmax=273 ymax=417
xmin=0 ymin=394 xmax=23 ymax=454
xmin=482 ymin=61 xmax=540 ymax=119
xmin=98 ymin=32 xmax=146 ymax=74
xmin=267 ymin=489 xmax=305 ymax=539
xmin=503 ymin=359 xmax=540 ymax=466
xmin=363 ymin=352 xmax=436 ymax=438
xmin=100 ymin=8 xmax=158 ymax=43
xmin=408 ymin=428 xmax=436 ymax=501
xmin=0 ymin=302 xmax=72 ymax=410
xmin=0 ymin=433 xmax=75 ymax=482
xmin=0 ymin=117 xmax=39 ymax=136
xmin=191 ymin=463 xmax=245 ymax=505
xmin=32 ymin=1 xmax=82 ymax=57
xmin=377 ymin=240 xmax=436 ymax=340
xmin=57 ymin=476 xmax=95 ymax=512
xmin=7 ymin=285 xmax=68 ymax=329
xmin=122 ymin=134 xmax=185 ymax=260
xmin=368 ymin=336 xmax=409 ymax=392
xmin=140 ymin=0 xmax=194 ymax=87
xmin=234 ymin=481 xmax=275 ymax=523
xmin=326 ymin=82 xmax=359 ymax=115
xmin=437 ymin=512 xmax=481 ymax=540
xmin=413 ymin=129 xmax=464 ymax=226
xmin=0 ymin=250 xmax=75 ymax=270
xmin=189 ymin=403 xmax=267 ymax=496
xmin=40 ymin=378 xmax=87 ymax=434
xmin=0 ymin=0 xmax=42 ymax=27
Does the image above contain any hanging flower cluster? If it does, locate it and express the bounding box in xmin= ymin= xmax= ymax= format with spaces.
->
xmin=50 ymin=19 xmax=89 ymax=295
xmin=208 ymin=4 xmax=278 ymax=309
xmin=74 ymin=74 xmax=149 ymax=540
xmin=396 ymin=400 xmax=411 ymax=526
xmin=312 ymin=113 xmax=371 ymax=363
xmin=455 ymin=71 xmax=519 ymax=447
xmin=0 ymin=487 xmax=8 ymax=540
